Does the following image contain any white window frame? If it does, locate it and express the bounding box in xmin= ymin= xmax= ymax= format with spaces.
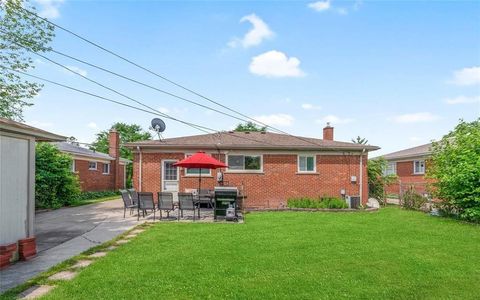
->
xmin=71 ymin=160 xmax=76 ymax=173
xmin=297 ymin=154 xmax=316 ymax=173
xmin=103 ymin=163 xmax=110 ymax=175
xmin=384 ymin=162 xmax=397 ymax=176
xmin=88 ymin=161 xmax=97 ymax=170
xmin=184 ymin=153 xmax=211 ymax=176
xmin=413 ymin=160 xmax=425 ymax=175
xmin=226 ymin=154 xmax=263 ymax=173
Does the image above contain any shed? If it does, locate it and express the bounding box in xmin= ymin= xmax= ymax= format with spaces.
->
xmin=0 ymin=117 xmax=65 ymax=248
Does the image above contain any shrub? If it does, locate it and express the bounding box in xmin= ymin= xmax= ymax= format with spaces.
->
xmin=368 ymin=157 xmax=398 ymax=205
xmin=401 ymin=186 xmax=428 ymax=210
xmin=36 ymin=143 xmax=80 ymax=209
xmin=74 ymin=190 xmax=120 ymax=201
xmin=428 ymin=119 xmax=480 ymax=223
xmin=287 ymin=197 xmax=348 ymax=209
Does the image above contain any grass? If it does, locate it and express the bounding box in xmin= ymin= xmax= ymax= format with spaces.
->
xmin=9 ymin=208 xmax=480 ymax=299
xmin=68 ymin=195 xmax=120 ymax=207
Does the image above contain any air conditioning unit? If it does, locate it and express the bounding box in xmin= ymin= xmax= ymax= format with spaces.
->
xmin=346 ymin=196 xmax=361 ymax=209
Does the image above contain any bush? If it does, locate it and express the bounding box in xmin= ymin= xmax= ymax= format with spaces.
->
xmin=401 ymin=186 xmax=428 ymax=210
xmin=287 ymin=197 xmax=348 ymax=209
xmin=36 ymin=143 xmax=80 ymax=209
xmin=428 ymin=119 xmax=480 ymax=223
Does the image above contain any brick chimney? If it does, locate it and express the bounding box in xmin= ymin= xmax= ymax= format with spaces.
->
xmin=323 ymin=123 xmax=334 ymax=141
xmin=108 ymin=129 xmax=121 ymax=189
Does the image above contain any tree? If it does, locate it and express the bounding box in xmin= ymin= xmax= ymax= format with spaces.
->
xmin=234 ymin=121 xmax=267 ymax=132
xmin=36 ymin=143 xmax=80 ymax=209
xmin=351 ymin=136 xmax=368 ymax=144
xmin=91 ymin=123 xmax=152 ymax=187
xmin=367 ymin=157 xmax=397 ymax=205
xmin=0 ymin=0 xmax=55 ymax=121
xmin=428 ymin=119 xmax=480 ymax=223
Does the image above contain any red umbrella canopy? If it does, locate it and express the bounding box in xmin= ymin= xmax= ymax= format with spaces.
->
xmin=173 ymin=151 xmax=227 ymax=169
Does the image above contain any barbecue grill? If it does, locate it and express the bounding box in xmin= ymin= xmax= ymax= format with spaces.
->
xmin=214 ymin=187 xmax=238 ymax=221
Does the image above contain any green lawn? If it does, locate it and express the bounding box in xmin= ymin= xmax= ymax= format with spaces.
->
xmin=44 ymin=208 xmax=479 ymax=299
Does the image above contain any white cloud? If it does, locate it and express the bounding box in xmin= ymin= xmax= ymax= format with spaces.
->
xmin=87 ymin=122 xmax=98 ymax=129
xmin=444 ymin=95 xmax=480 ymax=105
xmin=308 ymin=1 xmax=331 ymax=12
xmin=391 ymin=112 xmax=440 ymax=123
xmin=229 ymin=14 xmax=274 ymax=48
xmin=301 ymin=103 xmax=322 ymax=110
xmin=449 ymin=66 xmax=480 ymax=86
xmin=65 ymin=66 xmax=88 ymax=77
xmin=249 ymin=50 xmax=305 ymax=78
xmin=253 ymin=113 xmax=294 ymax=127
xmin=315 ymin=114 xmax=354 ymax=125
xmin=34 ymin=0 xmax=64 ymax=19
xmin=158 ymin=106 xmax=170 ymax=114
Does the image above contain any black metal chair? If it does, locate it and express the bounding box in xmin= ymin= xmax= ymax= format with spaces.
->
xmin=197 ymin=189 xmax=214 ymax=209
xmin=137 ymin=192 xmax=156 ymax=221
xmin=157 ymin=192 xmax=175 ymax=220
xmin=178 ymin=192 xmax=197 ymax=221
xmin=128 ymin=188 xmax=139 ymax=207
xmin=120 ymin=189 xmax=136 ymax=218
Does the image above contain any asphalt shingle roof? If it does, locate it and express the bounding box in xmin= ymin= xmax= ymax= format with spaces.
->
xmin=381 ymin=143 xmax=432 ymax=160
xmin=126 ymin=131 xmax=380 ymax=151
xmin=54 ymin=142 xmax=131 ymax=163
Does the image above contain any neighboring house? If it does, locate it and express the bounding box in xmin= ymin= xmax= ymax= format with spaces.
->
xmin=381 ymin=142 xmax=432 ymax=197
xmin=0 ymin=117 xmax=65 ymax=263
xmin=53 ymin=130 xmax=130 ymax=192
xmin=126 ymin=124 xmax=379 ymax=209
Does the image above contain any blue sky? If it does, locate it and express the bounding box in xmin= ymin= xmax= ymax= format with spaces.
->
xmin=24 ymin=0 xmax=480 ymax=156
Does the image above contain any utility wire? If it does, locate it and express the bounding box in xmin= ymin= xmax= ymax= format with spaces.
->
xmin=11 ymin=3 xmax=330 ymax=148
xmin=5 ymin=67 xmax=279 ymax=146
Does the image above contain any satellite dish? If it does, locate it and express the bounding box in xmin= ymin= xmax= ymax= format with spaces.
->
xmin=151 ymin=118 xmax=166 ymax=132
xmin=150 ymin=118 xmax=166 ymax=140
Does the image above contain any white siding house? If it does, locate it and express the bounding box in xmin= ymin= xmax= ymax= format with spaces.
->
xmin=0 ymin=118 xmax=65 ymax=246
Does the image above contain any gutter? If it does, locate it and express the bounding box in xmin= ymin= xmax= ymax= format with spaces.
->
xmin=359 ymin=148 xmax=366 ymax=204
xmin=137 ymin=146 xmax=142 ymax=192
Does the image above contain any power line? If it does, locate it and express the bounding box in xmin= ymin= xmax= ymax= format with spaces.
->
xmin=11 ymin=3 xmax=330 ymax=148
xmin=5 ymin=68 xmax=279 ymax=147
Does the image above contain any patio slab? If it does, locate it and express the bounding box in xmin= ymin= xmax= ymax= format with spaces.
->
xmin=19 ymin=285 xmax=55 ymax=299
xmin=48 ymin=271 xmax=77 ymax=281
xmin=88 ymin=252 xmax=107 ymax=258
xmin=70 ymin=260 xmax=93 ymax=269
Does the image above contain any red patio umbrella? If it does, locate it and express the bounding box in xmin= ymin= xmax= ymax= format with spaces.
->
xmin=173 ymin=151 xmax=228 ymax=194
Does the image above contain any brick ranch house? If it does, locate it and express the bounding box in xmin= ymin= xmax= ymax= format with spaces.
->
xmin=381 ymin=142 xmax=432 ymax=197
xmin=53 ymin=130 xmax=130 ymax=191
xmin=126 ymin=125 xmax=379 ymax=209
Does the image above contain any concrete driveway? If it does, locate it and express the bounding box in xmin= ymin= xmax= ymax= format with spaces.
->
xmin=0 ymin=199 xmax=141 ymax=293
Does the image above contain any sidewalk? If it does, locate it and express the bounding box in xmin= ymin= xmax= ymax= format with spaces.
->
xmin=0 ymin=199 xmax=140 ymax=293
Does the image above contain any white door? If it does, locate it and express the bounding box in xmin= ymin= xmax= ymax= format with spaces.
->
xmin=162 ymin=160 xmax=179 ymax=192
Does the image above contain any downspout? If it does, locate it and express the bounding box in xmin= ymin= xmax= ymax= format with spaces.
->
xmin=359 ymin=148 xmax=366 ymax=205
xmin=137 ymin=146 xmax=142 ymax=192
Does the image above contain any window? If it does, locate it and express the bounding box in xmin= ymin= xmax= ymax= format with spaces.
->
xmin=384 ymin=162 xmax=396 ymax=176
xmin=103 ymin=163 xmax=110 ymax=174
xmin=414 ymin=160 xmax=425 ymax=174
xmin=88 ymin=161 xmax=97 ymax=170
xmin=298 ymin=155 xmax=315 ymax=172
xmin=185 ymin=154 xmax=211 ymax=176
xmin=227 ymin=155 xmax=262 ymax=171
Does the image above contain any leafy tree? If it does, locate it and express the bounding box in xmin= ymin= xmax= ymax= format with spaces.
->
xmin=352 ymin=136 xmax=368 ymax=144
xmin=36 ymin=143 xmax=80 ymax=209
xmin=235 ymin=121 xmax=267 ymax=132
xmin=367 ymin=157 xmax=397 ymax=205
xmin=0 ymin=0 xmax=55 ymax=121
xmin=91 ymin=123 xmax=152 ymax=188
xmin=428 ymin=119 xmax=480 ymax=223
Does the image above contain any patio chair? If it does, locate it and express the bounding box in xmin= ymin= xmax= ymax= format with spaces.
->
xmin=138 ymin=192 xmax=156 ymax=221
xmin=128 ymin=188 xmax=139 ymax=207
xmin=178 ymin=192 xmax=197 ymax=221
xmin=120 ymin=189 xmax=136 ymax=218
xmin=157 ymin=192 xmax=175 ymax=220
xmin=197 ymin=189 xmax=214 ymax=209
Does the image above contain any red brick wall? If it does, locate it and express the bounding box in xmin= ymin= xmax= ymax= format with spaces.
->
xmin=74 ymin=160 xmax=123 ymax=192
xmin=385 ymin=160 xmax=430 ymax=195
xmin=133 ymin=152 xmax=369 ymax=208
